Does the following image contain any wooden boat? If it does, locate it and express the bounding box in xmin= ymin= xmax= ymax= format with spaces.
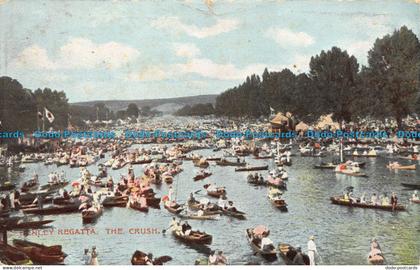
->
xmin=187 ymin=200 xmax=222 ymax=215
xmin=330 ymin=196 xmax=406 ymax=211
xmin=193 ymin=159 xmax=209 ymax=168
xmin=314 ymin=162 xmax=337 ymax=169
xmin=410 ymin=198 xmax=420 ymax=204
xmin=401 ymin=183 xmax=420 ymax=189
xmin=235 ymin=165 xmax=268 ymax=172
xmin=206 ymin=157 xmax=221 ymax=161
xmin=13 ymin=220 xmax=54 ymax=229
xmin=164 ymin=203 xmax=183 ymax=214
xmin=368 ymin=242 xmax=384 ymax=265
xmin=131 ymin=250 xmax=172 ymax=265
xmin=386 ymin=164 xmax=416 ymax=170
xmin=129 ymin=202 xmax=149 ymax=213
xmin=216 ymin=160 xmax=246 ymax=166
xmin=193 ymin=172 xmax=212 ymax=181
xmin=0 ymin=243 xmax=33 ymax=265
xmin=52 ymin=197 xmax=77 ymax=206
xmin=205 ymin=186 xmax=226 ymax=198
xmin=268 ymin=195 xmax=288 ymax=212
xmin=245 ymin=228 xmax=277 ymax=258
xmin=103 ymin=198 xmax=127 ymax=207
xmin=0 ymin=182 xmax=16 ymax=191
xmin=222 ymin=208 xmax=246 ymax=220
xmin=12 ymin=239 xmax=66 ymax=265
xmin=82 ymin=207 xmax=103 ymax=223
xmin=278 ymin=243 xmax=310 ymax=265
xmin=146 ymin=196 xmax=161 ymax=208
xmin=163 ymin=175 xmax=173 ymax=184
xmin=335 ymin=170 xmax=368 ymax=177
xmin=21 ymin=179 xmax=39 ymax=193
xmin=22 ymin=203 xmax=80 ymax=215
xmin=179 ymin=212 xmax=220 ymax=220
xmin=267 ymin=176 xmax=287 ymax=190
xmin=172 ymin=229 xmax=212 ymax=245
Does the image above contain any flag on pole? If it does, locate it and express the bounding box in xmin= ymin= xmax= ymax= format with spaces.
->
xmin=37 ymin=111 xmax=43 ymax=120
xmin=44 ymin=108 xmax=55 ymax=123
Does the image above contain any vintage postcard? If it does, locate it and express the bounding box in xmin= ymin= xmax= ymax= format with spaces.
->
xmin=0 ymin=0 xmax=419 ymax=268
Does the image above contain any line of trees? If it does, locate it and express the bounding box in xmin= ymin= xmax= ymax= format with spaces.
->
xmin=215 ymin=26 xmax=420 ymax=127
xmin=174 ymin=103 xmax=215 ymax=116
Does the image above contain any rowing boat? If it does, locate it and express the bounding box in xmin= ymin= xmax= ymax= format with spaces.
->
xmin=222 ymin=208 xmax=246 ymax=220
xmin=216 ymin=160 xmax=246 ymax=166
xmin=410 ymin=198 xmax=420 ymax=204
xmin=12 ymin=240 xmax=66 ymax=265
xmin=187 ymin=200 xmax=222 ymax=215
xmin=164 ymin=203 xmax=183 ymax=214
xmin=129 ymin=202 xmax=149 ymax=213
xmin=0 ymin=243 xmax=33 ymax=265
xmin=330 ymin=196 xmax=406 ymax=211
xmin=13 ymin=220 xmax=54 ymax=229
xmin=179 ymin=212 xmax=220 ymax=220
xmin=235 ymin=165 xmax=268 ymax=172
xmin=82 ymin=207 xmax=103 ymax=223
xmin=0 ymin=182 xmax=16 ymax=191
xmin=172 ymin=229 xmax=212 ymax=245
xmin=245 ymin=228 xmax=277 ymax=258
xmin=386 ymin=164 xmax=416 ymax=170
xmin=193 ymin=172 xmax=212 ymax=181
xmin=314 ymin=162 xmax=337 ymax=169
xmin=22 ymin=203 xmax=80 ymax=215
xmin=131 ymin=250 xmax=172 ymax=265
xmin=268 ymin=195 xmax=288 ymax=212
xmin=335 ymin=170 xmax=368 ymax=177
xmin=278 ymin=243 xmax=310 ymax=265
xmin=401 ymin=183 xmax=420 ymax=189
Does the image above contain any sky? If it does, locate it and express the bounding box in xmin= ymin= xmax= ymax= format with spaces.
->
xmin=0 ymin=0 xmax=419 ymax=102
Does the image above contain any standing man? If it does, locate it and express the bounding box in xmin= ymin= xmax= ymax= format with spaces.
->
xmin=390 ymin=192 xmax=398 ymax=211
xmin=83 ymin=248 xmax=91 ymax=265
xmin=307 ymin=235 xmax=317 ymax=265
xmin=168 ymin=186 xmax=174 ymax=201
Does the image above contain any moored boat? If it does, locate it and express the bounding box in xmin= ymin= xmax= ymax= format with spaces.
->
xmin=278 ymin=243 xmax=310 ymax=265
xmin=245 ymin=228 xmax=277 ymax=258
xmin=330 ymin=196 xmax=406 ymax=211
xmin=12 ymin=239 xmax=66 ymax=265
xmin=235 ymin=165 xmax=268 ymax=172
xmin=172 ymin=229 xmax=212 ymax=245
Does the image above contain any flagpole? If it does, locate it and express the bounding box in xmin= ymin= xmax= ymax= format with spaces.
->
xmin=42 ymin=109 xmax=45 ymax=131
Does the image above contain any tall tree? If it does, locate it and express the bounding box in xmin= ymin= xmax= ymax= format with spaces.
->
xmin=126 ymin=103 xmax=139 ymax=118
xmin=309 ymin=47 xmax=360 ymax=122
xmin=365 ymin=26 xmax=420 ymax=127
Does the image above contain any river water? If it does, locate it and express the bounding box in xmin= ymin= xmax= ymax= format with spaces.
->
xmin=1 ymin=145 xmax=420 ymax=265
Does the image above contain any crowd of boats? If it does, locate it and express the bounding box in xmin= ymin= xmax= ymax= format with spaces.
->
xmin=0 ymin=117 xmax=420 ymax=265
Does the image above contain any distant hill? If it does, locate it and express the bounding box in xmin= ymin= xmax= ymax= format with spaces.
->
xmin=72 ymin=94 xmax=217 ymax=114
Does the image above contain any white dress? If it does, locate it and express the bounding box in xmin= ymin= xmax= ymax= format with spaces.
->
xmin=307 ymin=240 xmax=317 ymax=265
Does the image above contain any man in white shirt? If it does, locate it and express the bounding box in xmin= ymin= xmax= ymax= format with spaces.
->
xmin=168 ymin=186 xmax=174 ymax=201
xmin=261 ymin=234 xmax=274 ymax=252
xmin=307 ymin=235 xmax=317 ymax=265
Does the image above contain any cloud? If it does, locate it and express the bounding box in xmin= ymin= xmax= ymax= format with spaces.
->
xmin=13 ymin=45 xmax=58 ymax=70
xmin=345 ymin=41 xmax=372 ymax=60
xmin=127 ymin=66 xmax=173 ymax=81
xmin=12 ymin=38 xmax=140 ymax=70
xmin=266 ymin=28 xmax=314 ymax=48
xmin=151 ymin=16 xmax=239 ymax=38
xmin=173 ymin=43 xmax=201 ymax=58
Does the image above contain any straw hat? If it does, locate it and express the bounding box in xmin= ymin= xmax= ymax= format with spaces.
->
xmin=309 ymin=235 xmax=315 ymax=240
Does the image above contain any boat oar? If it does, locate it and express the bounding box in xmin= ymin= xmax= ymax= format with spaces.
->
xmin=194 ymin=189 xmax=202 ymax=194
xmin=162 ymin=226 xmax=172 ymax=234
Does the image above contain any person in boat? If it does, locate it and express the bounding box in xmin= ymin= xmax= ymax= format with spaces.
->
xmin=348 ymin=191 xmax=357 ymax=203
xmin=360 ymin=192 xmax=366 ymax=204
xmin=206 ymin=184 xmax=218 ymax=193
xmin=218 ymin=195 xmax=228 ymax=209
xmin=261 ymin=232 xmax=274 ymax=252
xmin=181 ymin=221 xmax=192 ymax=236
xmin=390 ymin=192 xmax=398 ymax=211
xmin=208 ymin=250 xmax=218 ymax=265
xmin=83 ymin=248 xmax=91 ymax=265
xmin=369 ymin=238 xmax=382 ymax=259
xmin=307 ymin=235 xmax=317 ymax=265
xmin=216 ymin=251 xmax=228 ymax=265
xmin=343 ymin=192 xmax=350 ymax=202
xmin=370 ymin=193 xmax=378 ymax=205
xmin=292 ymin=246 xmax=305 ymax=265
xmin=226 ymin=201 xmax=237 ymax=212
xmin=381 ymin=194 xmax=390 ymax=206
xmin=168 ymin=186 xmax=174 ymax=201
xmin=412 ymin=190 xmax=419 ymax=200
xmin=90 ymin=246 xmax=99 ymax=265
xmin=144 ymin=253 xmax=154 ymax=265
xmin=33 ymin=194 xmax=44 ymax=209
xmin=139 ymin=194 xmax=147 ymax=208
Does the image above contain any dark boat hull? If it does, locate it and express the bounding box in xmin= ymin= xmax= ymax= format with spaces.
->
xmin=330 ymin=197 xmax=406 ymax=211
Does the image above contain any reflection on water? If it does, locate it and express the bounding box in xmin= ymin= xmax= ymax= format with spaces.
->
xmin=1 ymin=146 xmax=420 ymax=265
